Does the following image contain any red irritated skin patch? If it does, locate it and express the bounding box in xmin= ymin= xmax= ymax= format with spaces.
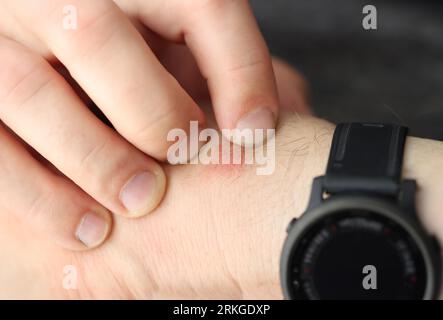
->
xmin=194 ymin=103 xmax=265 ymax=180
xmin=199 ymin=137 xmax=248 ymax=180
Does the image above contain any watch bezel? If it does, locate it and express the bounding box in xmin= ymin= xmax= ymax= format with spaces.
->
xmin=281 ymin=195 xmax=440 ymax=300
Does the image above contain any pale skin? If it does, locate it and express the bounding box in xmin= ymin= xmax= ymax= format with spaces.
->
xmin=1 ymin=0 xmax=441 ymax=299
xmin=0 ymin=0 xmax=281 ymax=250
xmin=0 ymin=61 xmax=442 ymax=299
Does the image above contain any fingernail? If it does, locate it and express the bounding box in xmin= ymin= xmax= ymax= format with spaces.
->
xmin=76 ymin=212 xmax=109 ymax=248
xmin=119 ymin=171 xmax=165 ymax=217
xmin=233 ymin=107 xmax=275 ymax=147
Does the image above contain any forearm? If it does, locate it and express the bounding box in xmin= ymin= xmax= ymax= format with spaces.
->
xmin=0 ymin=113 xmax=332 ymax=299
xmin=153 ymin=113 xmax=443 ymax=299
xmin=1 ymin=111 xmax=443 ymax=299
xmin=230 ymin=115 xmax=443 ymax=299
xmin=234 ymin=116 xmax=443 ymax=299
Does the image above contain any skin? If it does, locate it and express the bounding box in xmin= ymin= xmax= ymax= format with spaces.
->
xmin=0 ymin=0 xmax=279 ymax=250
xmin=0 ymin=62 xmax=442 ymax=299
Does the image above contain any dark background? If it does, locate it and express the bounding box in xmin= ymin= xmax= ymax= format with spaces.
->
xmin=251 ymin=0 xmax=443 ymax=140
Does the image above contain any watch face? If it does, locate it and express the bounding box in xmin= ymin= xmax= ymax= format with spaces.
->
xmin=287 ymin=209 xmax=428 ymax=299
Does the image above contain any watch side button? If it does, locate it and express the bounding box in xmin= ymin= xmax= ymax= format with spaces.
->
xmin=286 ymin=218 xmax=298 ymax=233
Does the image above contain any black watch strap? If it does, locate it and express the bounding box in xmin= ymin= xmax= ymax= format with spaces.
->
xmin=323 ymin=123 xmax=408 ymax=197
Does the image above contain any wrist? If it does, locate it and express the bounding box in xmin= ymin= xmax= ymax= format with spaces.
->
xmin=230 ymin=116 xmax=443 ymax=299
xmin=221 ymin=113 xmax=334 ymax=298
xmin=268 ymin=121 xmax=441 ymax=298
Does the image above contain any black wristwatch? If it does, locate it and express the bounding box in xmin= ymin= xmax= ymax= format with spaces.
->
xmin=280 ymin=123 xmax=441 ymax=299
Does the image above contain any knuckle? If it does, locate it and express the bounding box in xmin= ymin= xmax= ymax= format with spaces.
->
xmin=25 ymin=182 xmax=58 ymax=222
xmin=184 ymin=0 xmax=249 ymax=17
xmin=191 ymin=0 xmax=232 ymax=10
xmin=57 ymin=0 xmax=119 ymax=61
xmin=180 ymin=0 xmax=235 ymax=26
xmin=227 ymin=55 xmax=267 ymax=73
xmin=129 ymin=107 xmax=180 ymax=157
xmin=76 ymin=138 xmax=132 ymax=199
xmin=0 ymin=40 xmax=50 ymax=107
xmin=77 ymin=140 xmax=110 ymax=174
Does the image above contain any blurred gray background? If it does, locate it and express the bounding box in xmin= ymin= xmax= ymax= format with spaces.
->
xmin=250 ymin=0 xmax=443 ymax=140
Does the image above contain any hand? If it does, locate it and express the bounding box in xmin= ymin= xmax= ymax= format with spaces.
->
xmin=0 ymin=58 xmax=311 ymax=299
xmin=0 ymin=0 xmax=280 ymax=250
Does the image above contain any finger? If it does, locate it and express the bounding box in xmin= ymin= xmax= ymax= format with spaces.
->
xmin=0 ymin=123 xmax=112 ymax=250
xmin=0 ymin=36 xmax=166 ymax=218
xmin=12 ymin=0 xmax=204 ymax=160
xmin=132 ymin=0 xmax=279 ymax=145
